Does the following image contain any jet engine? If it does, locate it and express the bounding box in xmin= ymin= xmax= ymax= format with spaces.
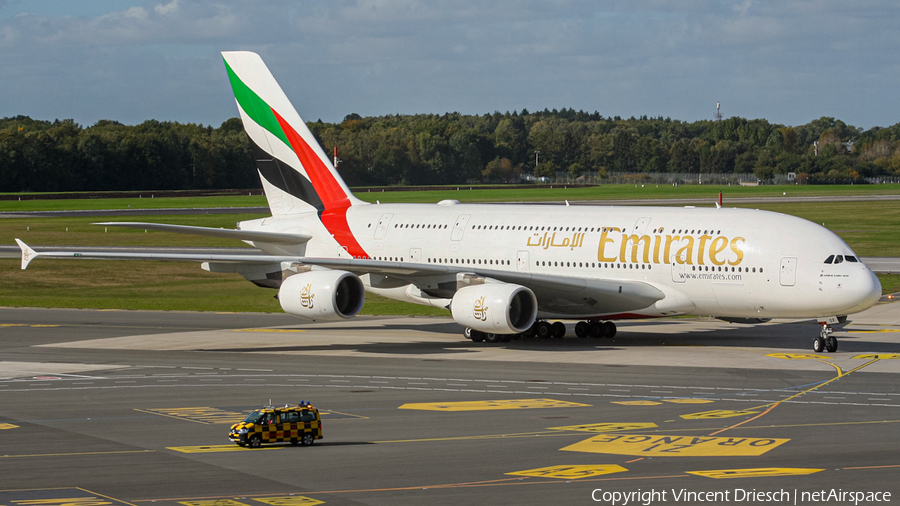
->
xmin=279 ymin=270 xmax=365 ymax=321
xmin=451 ymin=283 xmax=537 ymax=334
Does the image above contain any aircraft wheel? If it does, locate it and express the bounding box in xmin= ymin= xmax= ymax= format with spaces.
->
xmin=485 ymin=333 xmax=501 ymax=343
xmin=536 ymin=321 xmax=552 ymax=339
xmin=588 ymin=321 xmax=602 ymax=338
xmin=825 ymin=336 xmax=838 ymax=353
xmin=813 ymin=336 xmax=825 ymax=353
xmin=551 ymin=322 xmax=566 ymax=339
xmin=602 ymin=321 xmax=617 ymax=338
xmin=575 ymin=321 xmax=588 ymax=338
xmin=471 ymin=330 xmax=485 ymax=343
xmin=500 ymin=333 xmax=513 ymax=342
xmin=463 ymin=327 xmax=473 ymax=340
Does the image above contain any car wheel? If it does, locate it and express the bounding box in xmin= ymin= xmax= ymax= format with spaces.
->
xmin=301 ymin=433 xmax=315 ymax=446
xmin=248 ymin=435 xmax=262 ymax=448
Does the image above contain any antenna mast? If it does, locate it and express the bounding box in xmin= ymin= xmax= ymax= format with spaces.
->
xmin=714 ymin=102 xmax=724 ymax=121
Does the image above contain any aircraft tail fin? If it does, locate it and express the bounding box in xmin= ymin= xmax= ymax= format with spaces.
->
xmin=15 ymin=238 xmax=38 ymax=270
xmin=221 ymin=51 xmax=362 ymax=216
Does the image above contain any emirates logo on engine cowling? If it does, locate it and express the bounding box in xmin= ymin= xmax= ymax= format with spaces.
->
xmin=300 ymin=283 xmax=315 ymax=309
xmin=473 ymin=296 xmax=488 ymax=321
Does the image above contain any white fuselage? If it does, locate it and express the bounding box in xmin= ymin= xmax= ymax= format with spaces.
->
xmin=246 ymin=202 xmax=882 ymax=321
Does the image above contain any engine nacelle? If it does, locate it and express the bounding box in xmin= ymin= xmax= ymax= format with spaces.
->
xmin=451 ymin=283 xmax=537 ymax=334
xmin=279 ymin=270 xmax=365 ymax=321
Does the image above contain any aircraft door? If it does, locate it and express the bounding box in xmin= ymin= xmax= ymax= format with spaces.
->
xmin=632 ymin=217 xmax=652 ymax=236
xmin=517 ymin=251 xmax=530 ymax=273
xmin=374 ymin=213 xmax=393 ymax=239
xmin=779 ymin=257 xmax=797 ymax=286
xmin=409 ymin=247 xmax=422 ymax=263
xmin=451 ymin=214 xmax=470 ymax=241
xmin=671 ymin=252 xmax=686 ymax=283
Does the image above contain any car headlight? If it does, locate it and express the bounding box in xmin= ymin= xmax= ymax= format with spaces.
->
xmin=237 ymin=428 xmax=249 ymax=435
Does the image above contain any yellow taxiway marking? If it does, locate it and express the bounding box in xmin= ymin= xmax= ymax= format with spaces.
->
xmin=561 ymin=434 xmax=789 ymax=457
xmin=136 ymin=407 xmax=246 ymax=425
xmin=663 ymin=399 xmax=714 ymax=404
xmin=687 ymin=467 xmax=824 ymax=479
xmin=179 ymin=500 xmax=323 ymax=506
xmin=706 ymin=356 xmax=883 ymax=437
xmin=232 ymin=329 xmax=307 ymax=333
xmin=852 ymin=353 xmax=900 ymax=359
xmin=766 ymin=353 xmax=831 ymax=360
xmin=681 ymin=409 xmax=760 ymax=420
xmin=253 ymin=497 xmax=325 ymax=506
xmin=548 ymin=422 xmax=658 ymax=433
xmin=508 ymin=464 xmax=628 ymax=480
xmin=612 ymin=400 xmax=662 ymax=406
xmin=398 ymin=398 xmax=590 ymax=411
xmin=848 ymin=329 xmax=900 ymax=333
xmin=0 ymin=324 xmax=59 ymax=328
xmin=167 ymin=445 xmax=281 ymax=454
xmin=179 ymin=501 xmax=250 ymax=506
xmin=0 ymin=450 xmax=153 ymax=459
xmin=0 ymin=423 xmax=19 ymax=430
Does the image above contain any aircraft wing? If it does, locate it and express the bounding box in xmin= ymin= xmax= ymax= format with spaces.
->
xmin=16 ymin=240 xmax=664 ymax=315
xmin=96 ymin=222 xmax=312 ymax=244
xmin=14 ymin=239 xmax=296 ymax=270
xmin=298 ymin=257 xmax=665 ymax=316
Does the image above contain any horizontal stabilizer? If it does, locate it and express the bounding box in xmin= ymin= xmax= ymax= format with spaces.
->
xmin=95 ymin=222 xmax=312 ymax=245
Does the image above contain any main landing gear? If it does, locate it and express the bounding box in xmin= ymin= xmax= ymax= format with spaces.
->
xmin=574 ymin=320 xmax=617 ymax=339
xmin=528 ymin=320 xmax=615 ymax=339
xmin=463 ymin=320 xmax=617 ymax=344
xmin=813 ymin=323 xmax=838 ymax=353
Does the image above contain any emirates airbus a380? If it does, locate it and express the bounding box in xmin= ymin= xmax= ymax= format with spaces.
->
xmin=16 ymin=51 xmax=882 ymax=353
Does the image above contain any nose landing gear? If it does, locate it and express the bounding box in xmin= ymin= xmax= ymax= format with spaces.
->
xmin=814 ymin=322 xmax=838 ymax=353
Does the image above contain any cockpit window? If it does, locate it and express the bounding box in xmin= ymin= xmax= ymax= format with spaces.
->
xmin=824 ymin=255 xmax=835 ymax=264
xmin=845 ymin=255 xmax=859 ymax=262
xmin=833 ymin=255 xmax=844 ymax=264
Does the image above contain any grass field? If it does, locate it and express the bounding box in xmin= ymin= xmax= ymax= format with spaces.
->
xmin=4 ymin=183 xmax=900 ymax=211
xmin=3 ymin=184 xmax=899 ymax=315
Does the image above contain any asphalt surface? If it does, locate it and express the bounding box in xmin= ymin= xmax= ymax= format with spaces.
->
xmin=1 ymin=306 xmax=899 ymax=505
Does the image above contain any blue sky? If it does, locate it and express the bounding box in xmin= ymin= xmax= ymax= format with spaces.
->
xmin=1 ymin=0 xmax=898 ymax=129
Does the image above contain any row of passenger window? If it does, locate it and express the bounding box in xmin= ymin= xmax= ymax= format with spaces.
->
xmin=469 ymin=224 xmax=727 ymax=235
xmin=531 ymin=261 xmax=761 ymax=273
xmin=370 ymin=256 xmax=513 ymax=266
xmin=426 ymin=258 xmax=511 ymax=266
xmin=384 ymin=223 xmax=449 ymax=229
xmin=373 ymin=221 xmax=730 ymax=237
xmin=372 ymin=255 xmax=763 ymax=274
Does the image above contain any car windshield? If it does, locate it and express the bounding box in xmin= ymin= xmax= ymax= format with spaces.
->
xmin=242 ymin=410 xmax=265 ymax=424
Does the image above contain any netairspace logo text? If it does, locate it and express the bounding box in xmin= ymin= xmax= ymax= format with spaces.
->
xmin=591 ymin=488 xmax=892 ymax=505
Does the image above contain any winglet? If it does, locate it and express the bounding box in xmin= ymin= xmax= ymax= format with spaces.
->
xmin=15 ymin=239 xmax=37 ymax=270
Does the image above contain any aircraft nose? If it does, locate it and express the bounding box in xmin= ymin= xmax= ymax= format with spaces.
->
xmin=852 ymin=268 xmax=882 ymax=312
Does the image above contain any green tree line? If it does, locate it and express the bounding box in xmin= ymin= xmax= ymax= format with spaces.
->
xmin=3 ymin=110 xmax=900 ymax=192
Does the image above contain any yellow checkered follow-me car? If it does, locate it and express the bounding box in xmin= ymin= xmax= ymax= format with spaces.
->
xmin=228 ymin=402 xmax=323 ymax=448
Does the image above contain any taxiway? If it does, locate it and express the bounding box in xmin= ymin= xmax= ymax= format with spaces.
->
xmin=1 ymin=305 xmax=899 ymax=505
